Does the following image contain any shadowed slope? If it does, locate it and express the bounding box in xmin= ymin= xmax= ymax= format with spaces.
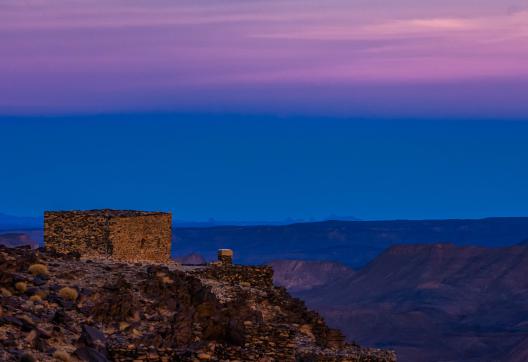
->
xmin=269 ymin=260 xmax=355 ymax=292
xmin=290 ymin=243 xmax=528 ymax=361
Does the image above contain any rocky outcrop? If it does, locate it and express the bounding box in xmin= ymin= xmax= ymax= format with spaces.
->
xmin=0 ymin=245 xmax=396 ymax=361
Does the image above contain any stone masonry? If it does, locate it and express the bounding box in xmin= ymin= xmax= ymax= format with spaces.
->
xmin=217 ymin=248 xmax=234 ymax=265
xmin=44 ymin=209 xmax=171 ymax=262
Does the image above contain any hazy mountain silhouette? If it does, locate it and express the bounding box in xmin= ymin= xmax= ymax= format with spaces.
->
xmin=173 ymin=217 xmax=528 ymax=266
xmin=173 ymin=252 xmax=207 ymax=265
xmin=269 ymin=259 xmax=355 ymax=292
xmin=0 ymin=232 xmax=38 ymax=248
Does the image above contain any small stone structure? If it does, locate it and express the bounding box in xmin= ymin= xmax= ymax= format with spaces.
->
xmin=44 ymin=209 xmax=171 ymax=262
xmin=195 ymin=264 xmax=274 ymax=289
xmin=217 ymin=248 xmax=233 ymax=264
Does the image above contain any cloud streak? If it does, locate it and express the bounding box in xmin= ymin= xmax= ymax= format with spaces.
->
xmin=1 ymin=0 xmax=528 ymax=116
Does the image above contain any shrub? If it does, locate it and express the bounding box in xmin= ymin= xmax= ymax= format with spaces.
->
xmin=53 ymin=350 xmax=71 ymax=362
xmin=15 ymin=281 xmax=27 ymax=293
xmin=29 ymin=295 xmax=42 ymax=302
xmin=58 ymin=287 xmax=78 ymax=301
xmin=28 ymin=263 xmax=48 ymax=276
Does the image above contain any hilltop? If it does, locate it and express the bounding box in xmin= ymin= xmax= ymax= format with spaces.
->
xmin=0 ymin=245 xmax=395 ymax=362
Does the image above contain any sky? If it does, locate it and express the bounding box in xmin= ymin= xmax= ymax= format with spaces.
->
xmin=1 ymin=1 xmax=528 ymax=220
xmin=1 ymin=0 xmax=528 ymax=117
xmin=1 ymin=116 xmax=528 ymax=221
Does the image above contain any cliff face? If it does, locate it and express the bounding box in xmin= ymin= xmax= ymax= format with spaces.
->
xmin=0 ymin=245 xmax=395 ymax=362
xmin=286 ymin=243 xmax=528 ymax=361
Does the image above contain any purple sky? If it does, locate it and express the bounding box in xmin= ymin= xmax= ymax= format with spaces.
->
xmin=2 ymin=0 xmax=528 ymax=117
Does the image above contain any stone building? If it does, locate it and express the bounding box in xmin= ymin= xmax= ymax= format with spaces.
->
xmin=44 ymin=209 xmax=172 ymax=262
xmin=217 ymin=248 xmax=234 ymax=264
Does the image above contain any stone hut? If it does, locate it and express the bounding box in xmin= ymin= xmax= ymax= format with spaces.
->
xmin=217 ymin=249 xmax=234 ymax=265
xmin=44 ymin=209 xmax=172 ymax=262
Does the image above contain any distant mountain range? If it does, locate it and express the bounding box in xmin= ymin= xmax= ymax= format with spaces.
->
xmin=173 ymin=217 xmax=528 ymax=267
xmin=0 ymin=232 xmax=38 ymax=248
xmin=4 ymin=215 xmax=528 ymax=268
xmin=0 ymin=211 xmax=359 ymax=229
xmin=279 ymin=242 xmax=528 ymax=361
xmin=171 ymin=216 xmax=361 ymax=227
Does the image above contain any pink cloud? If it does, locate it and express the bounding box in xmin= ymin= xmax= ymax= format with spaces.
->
xmin=1 ymin=0 xmax=527 ymax=114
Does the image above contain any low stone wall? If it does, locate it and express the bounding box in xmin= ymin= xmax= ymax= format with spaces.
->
xmin=193 ymin=264 xmax=274 ymax=289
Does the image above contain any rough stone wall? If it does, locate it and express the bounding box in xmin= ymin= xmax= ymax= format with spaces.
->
xmin=44 ymin=210 xmax=171 ymax=262
xmin=44 ymin=211 xmax=110 ymax=257
xmin=109 ymin=213 xmax=172 ymax=262
xmin=193 ymin=265 xmax=275 ymax=289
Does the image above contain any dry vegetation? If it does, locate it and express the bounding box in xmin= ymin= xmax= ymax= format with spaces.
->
xmin=58 ymin=287 xmax=78 ymax=301
xmin=15 ymin=281 xmax=27 ymax=293
xmin=28 ymin=263 xmax=49 ymax=276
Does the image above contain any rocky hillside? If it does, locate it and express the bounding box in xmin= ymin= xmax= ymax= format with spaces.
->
xmin=0 ymin=245 xmax=395 ymax=362
xmin=287 ymin=243 xmax=528 ymax=361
